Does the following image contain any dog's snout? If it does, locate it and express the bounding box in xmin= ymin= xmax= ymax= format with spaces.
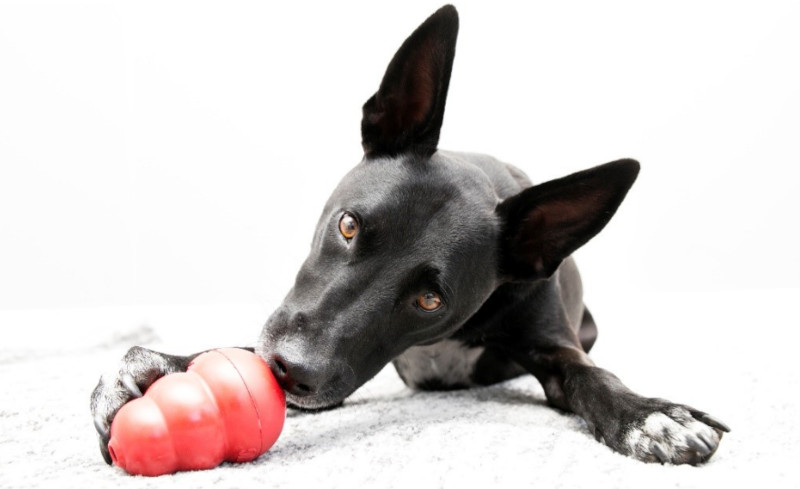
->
xmin=290 ymin=312 xmax=307 ymax=330
xmin=268 ymin=352 xmax=319 ymax=397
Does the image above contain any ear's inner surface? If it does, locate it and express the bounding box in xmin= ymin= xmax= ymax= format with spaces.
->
xmin=361 ymin=5 xmax=459 ymax=159
xmin=499 ymin=159 xmax=641 ymax=281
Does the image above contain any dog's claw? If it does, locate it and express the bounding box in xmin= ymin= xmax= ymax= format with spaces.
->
xmin=99 ymin=437 xmax=112 ymax=465
xmin=121 ymin=373 xmax=143 ymax=398
xmin=93 ymin=414 xmax=108 ymax=440
xmin=696 ymin=413 xmax=730 ymax=433
xmin=650 ymin=441 xmax=669 ymax=464
xmin=94 ymin=413 xmax=112 ymax=465
xmin=686 ymin=434 xmax=711 ymax=456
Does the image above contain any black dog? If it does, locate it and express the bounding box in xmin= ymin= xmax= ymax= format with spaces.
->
xmin=92 ymin=5 xmax=728 ymax=465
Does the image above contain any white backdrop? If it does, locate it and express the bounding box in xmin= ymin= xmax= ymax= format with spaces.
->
xmin=1 ymin=1 xmax=798 ymax=342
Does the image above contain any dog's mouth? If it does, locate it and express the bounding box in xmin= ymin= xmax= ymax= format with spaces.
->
xmin=256 ymin=341 xmax=360 ymax=410
xmin=279 ymin=373 xmax=361 ymax=411
xmin=284 ymin=391 xmax=348 ymax=411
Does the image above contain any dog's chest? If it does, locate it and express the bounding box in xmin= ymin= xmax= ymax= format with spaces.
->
xmin=392 ymin=339 xmax=485 ymax=390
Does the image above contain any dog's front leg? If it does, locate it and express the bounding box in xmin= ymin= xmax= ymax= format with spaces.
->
xmin=505 ymin=298 xmax=729 ymax=465
xmin=492 ymin=159 xmax=729 ymax=464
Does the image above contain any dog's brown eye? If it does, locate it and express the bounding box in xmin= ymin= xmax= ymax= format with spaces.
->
xmin=417 ymin=292 xmax=442 ymax=312
xmin=339 ymin=213 xmax=358 ymax=240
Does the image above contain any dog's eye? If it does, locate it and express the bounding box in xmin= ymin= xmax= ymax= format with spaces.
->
xmin=339 ymin=213 xmax=358 ymax=240
xmin=417 ymin=292 xmax=442 ymax=312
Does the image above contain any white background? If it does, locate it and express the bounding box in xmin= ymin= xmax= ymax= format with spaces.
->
xmin=1 ymin=1 xmax=798 ymax=346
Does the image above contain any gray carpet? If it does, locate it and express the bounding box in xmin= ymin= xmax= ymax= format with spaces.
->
xmin=2 ymin=289 xmax=798 ymax=488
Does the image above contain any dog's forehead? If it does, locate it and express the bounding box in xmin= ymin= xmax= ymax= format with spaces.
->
xmin=329 ymin=154 xmax=497 ymax=215
xmin=312 ymin=155 xmax=500 ymax=269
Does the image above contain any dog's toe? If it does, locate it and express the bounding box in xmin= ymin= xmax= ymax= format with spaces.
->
xmin=626 ymin=406 xmax=724 ymax=465
xmin=686 ymin=433 xmax=713 ymax=456
xmin=120 ymin=372 xmax=143 ymax=398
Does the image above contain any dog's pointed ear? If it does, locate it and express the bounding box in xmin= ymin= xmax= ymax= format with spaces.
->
xmin=361 ymin=5 xmax=459 ymax=159
xmin=497 ymin=159 xmax=640 ymax=281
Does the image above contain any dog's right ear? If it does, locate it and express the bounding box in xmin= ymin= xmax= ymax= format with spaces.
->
xmin=497 ymin=159 xmax=640 ymax=282
xmin=361 ymin=5 xmax=459 ymax=159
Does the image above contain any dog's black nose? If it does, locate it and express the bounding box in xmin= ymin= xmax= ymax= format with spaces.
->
xmin=268 ymin=353 xmax=319 ymax=397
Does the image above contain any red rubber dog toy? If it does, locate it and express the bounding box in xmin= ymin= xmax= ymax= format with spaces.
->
xmin=107 ymin=348 xmax=285 ymax=476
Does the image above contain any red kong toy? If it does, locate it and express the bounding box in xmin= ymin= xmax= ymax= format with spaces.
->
xmin=107 ymin=348 xmax=285 ymax=476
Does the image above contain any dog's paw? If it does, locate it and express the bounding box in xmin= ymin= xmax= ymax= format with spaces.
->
xmin=89 ymin=346 xmax=189 ymax=464
xmin=623 ymin=403 xmax=730 ymax=465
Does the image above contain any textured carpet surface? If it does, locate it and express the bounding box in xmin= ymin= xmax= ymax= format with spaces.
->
xmin=2 ymin=289 xmax=798 ymax=488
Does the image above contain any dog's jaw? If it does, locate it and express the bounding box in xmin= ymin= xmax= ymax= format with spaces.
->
xmin=283 ymin=390 xmax=349 ymax=411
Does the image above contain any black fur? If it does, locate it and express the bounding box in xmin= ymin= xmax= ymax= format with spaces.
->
xmin=91 ymin=4 xmax=728 ymax=466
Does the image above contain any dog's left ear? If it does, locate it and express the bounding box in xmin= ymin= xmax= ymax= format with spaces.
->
xmin=497 ymin=159 xmax=640 ymax=281
xmin=361 ymin=5 xmax=459 ymax=159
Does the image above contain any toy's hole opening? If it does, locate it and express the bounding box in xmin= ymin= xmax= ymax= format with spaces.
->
xmin=109 ymin=444 xmax=117 ymax=464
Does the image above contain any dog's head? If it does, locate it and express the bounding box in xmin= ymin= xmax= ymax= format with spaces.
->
xmin=257 ymin=5 xmax=638 ymax=409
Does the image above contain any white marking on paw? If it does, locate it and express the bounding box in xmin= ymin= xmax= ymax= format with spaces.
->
xmin=625 ymin=407 xmax=720 ymax=463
